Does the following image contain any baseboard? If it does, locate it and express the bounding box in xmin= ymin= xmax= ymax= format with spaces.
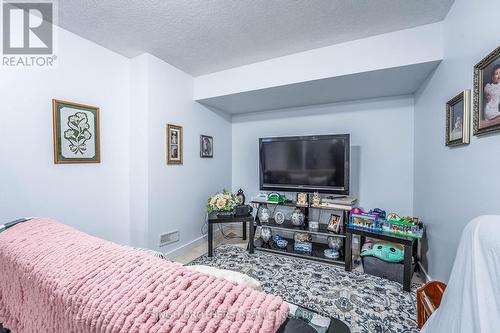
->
xmin=418 ymin=261 xmax=432 ymax=282
xmin=163 ymin=224 xmax=233 ymax=259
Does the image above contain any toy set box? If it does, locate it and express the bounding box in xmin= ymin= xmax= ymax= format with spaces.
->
xmin=349 ymin=208 xmax=424 ymax=239
xmin=383 ymin=213 xmax=423 ymax=239
xmin=349 ymin=208 xmax=384 ymax=231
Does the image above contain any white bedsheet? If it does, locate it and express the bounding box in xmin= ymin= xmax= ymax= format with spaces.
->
xmin=421 ymin=215 xmax=500 ymax=333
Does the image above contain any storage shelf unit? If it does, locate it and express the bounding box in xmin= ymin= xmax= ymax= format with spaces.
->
xmin=256 ymin=220 xmax=346 ymax=238
xmin=252 ymin=198 xmax=354 ymax=267
xmin=254 ymin=237 xmax=345 ymax=265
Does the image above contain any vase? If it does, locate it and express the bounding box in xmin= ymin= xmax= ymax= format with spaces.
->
xmin=290 ymin=208 xmax=304 ymax=226
xmin=328 ymin=236 xmax=342 ymax=250
xmin=261 ymin=227 xmax=272 ymax=243
xmin=258 ymin=205 xmax=271 ymax=223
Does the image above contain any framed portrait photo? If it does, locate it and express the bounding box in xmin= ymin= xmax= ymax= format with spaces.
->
xmin=473 ymin=45 xmax=500 ymax=135
xmin=167 ymin=124 xmax=183 ymax=165
xmin=200 ymin=135 xmax=213 ymax=158
xmin=52 ymin=99 xmax=100 ymax=164
xmin=446 ymin=90 xmax=470 ymax=147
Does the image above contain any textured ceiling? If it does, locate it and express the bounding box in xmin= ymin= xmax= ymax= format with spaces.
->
xmin=58 ymin=0 xmax=453 ymax=76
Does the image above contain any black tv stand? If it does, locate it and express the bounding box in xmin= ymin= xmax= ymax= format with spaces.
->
xmin=251 ymin=194 xmax=355 ymax=267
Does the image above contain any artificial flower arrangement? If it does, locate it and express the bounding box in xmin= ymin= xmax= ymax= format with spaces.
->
xmin=207 ymin=190 xmax=239 ymax=214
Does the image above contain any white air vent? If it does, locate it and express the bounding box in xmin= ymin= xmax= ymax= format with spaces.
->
xmin=159 ymin=230 xmax=179 ymax=247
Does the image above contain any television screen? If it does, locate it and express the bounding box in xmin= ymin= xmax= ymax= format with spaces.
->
xmin=259 ymin=134 xmax=349 ymax=194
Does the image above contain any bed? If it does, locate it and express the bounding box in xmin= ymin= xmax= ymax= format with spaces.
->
xmin=0 ymin=218 xmax=349 ymax=333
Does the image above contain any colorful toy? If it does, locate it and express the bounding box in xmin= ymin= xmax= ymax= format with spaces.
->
xmin=361 ymin=242 xmax=404 ymax=263
xmin=349 ymin=207 xmax=383 ymax=231
xmin=383 ymin=213 xmax=423 ymax=238
xmin=370 ymin=208 xmax=386 ymax=220
xmin=349 ymin=207 xmax=424 ymax=239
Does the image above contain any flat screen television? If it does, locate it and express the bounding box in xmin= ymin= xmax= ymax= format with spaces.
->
xmin=259 ymin=134 xmax=350 ymax=195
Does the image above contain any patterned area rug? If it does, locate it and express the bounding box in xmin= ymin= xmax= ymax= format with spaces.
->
xmin=188 ymin=245 xmax=420 ymax=333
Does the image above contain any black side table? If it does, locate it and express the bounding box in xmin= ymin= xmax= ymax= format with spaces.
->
xmin=208 ymin=213 xmax=254 ymax=257
xmin=345 ymin=226 xmax=417 ymax=292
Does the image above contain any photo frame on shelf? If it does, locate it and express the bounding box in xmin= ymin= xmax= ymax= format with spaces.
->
xmin=445 ymin=90 xmax=470 ymax=147
xmin=327 ymin=213 xmax=342 ymax=233
xmin=167 ymin=124 xmax=183 ymax=165
xmin=473 ymin=45 xmax=500 ymax=135
xmin=52 ymin=99 xmax=100 ymax=164
xmin=200 ymin=135 xmax=213 ymax=158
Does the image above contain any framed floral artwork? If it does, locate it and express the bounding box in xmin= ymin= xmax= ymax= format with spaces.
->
xmin=52 ymin=99 xmax=100 ymax=164
xmin=445 ymin=90 xmax=470 ymax=147
xmin=167 ymin=124 xmax=183 ymax=165
xmin=473 ymin=45 xmax=500 ymax=135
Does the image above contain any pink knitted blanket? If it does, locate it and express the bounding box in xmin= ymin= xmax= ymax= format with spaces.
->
xmin=0 ymin=218 xmax=288 ymax=332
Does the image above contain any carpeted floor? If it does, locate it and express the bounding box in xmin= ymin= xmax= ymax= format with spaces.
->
xmin=188 ymin=245 xmax=420 ymax=333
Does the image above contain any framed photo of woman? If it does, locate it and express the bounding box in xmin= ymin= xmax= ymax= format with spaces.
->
xmin=167 ymin=124 xmax=183 ymax=165
xmin=473 ymin=45 xmax=500 ymax=135
xmin=445 ymin=90 xmax=470 ymax=147
xmin=200 ymin=135 xmax=213 ymax=158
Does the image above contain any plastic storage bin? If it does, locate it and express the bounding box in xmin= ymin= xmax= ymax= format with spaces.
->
xmin=361 ymin=255 xmax=414 ymax=284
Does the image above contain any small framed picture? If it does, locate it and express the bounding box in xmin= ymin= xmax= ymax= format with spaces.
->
xmin=473 ymin=45 xmax=500 ymax=135
xmin=167 ymin=124 xmax=183 ymax=165
xmin=52 ymin=99 xmax=100 ymax=164
xmin=328 ymin=213 xmax=342 ymax=233
xmin=446 ymin=90 xmax=470 ymax=146
xmin=200 ymin=135 xmax=213 ymax=158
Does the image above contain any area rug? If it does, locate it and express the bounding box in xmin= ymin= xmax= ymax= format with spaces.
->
xmin=187 ymin=245 xmax=420 ymax=333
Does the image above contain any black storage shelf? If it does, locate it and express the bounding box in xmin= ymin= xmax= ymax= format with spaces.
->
xmin=256 ymin=219 xmax=346 ymax=238
xmin=252 ymin=196 xmax=353 ymax=266
xmin=252 ymin=200 xmax=351 ymax=211
xmin=254 ymin=237 xmax=345 ymax=266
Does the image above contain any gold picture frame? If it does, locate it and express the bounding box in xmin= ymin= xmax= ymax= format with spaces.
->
xmin=445 ymin=90 xmax=470 ymax=147
xmin=473 ymin=45 xmax=500 ymax=136
xmin=167 ymin=124 xmax=183 ymax=165
xmin=52 ymin=99 xmax=100 ymax=164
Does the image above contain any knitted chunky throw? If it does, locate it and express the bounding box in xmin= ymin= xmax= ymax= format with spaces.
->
xmin=0 ymin=218 xmax=288 ymax=332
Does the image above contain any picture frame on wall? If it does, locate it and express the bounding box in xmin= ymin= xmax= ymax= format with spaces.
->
xmin=167 ymin=124 xmax=183 ymax=165
xmin=52 ymin=99 xmax=100 ymax=164
xmin=445 ymin=90 xmax=470 ymax=147
xmin=200 ymin=135 xmax=213 ymax=158
xmin=473 ymin=45 xmax=500 ymax=135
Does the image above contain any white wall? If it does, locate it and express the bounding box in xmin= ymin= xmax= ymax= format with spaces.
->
xmin=232 ymin=96 xmax=415 ymax=216
xmin=0 ymin=28 xmax=131 ymax=244
xmin=414 ymin=0 xmax=500 ymax=281
xmin=130 ymin=54 xmax=232 ymax=252
xmin=194 ymin=23 xmax=443 ymax=100
xmin=129 ymin=54 xmax=150 ymax=247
